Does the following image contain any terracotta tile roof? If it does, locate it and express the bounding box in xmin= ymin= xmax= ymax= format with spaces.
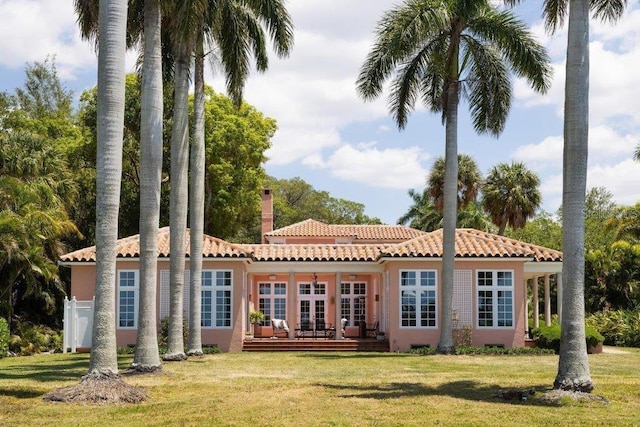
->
xmin=241 ymin=244 xmax=384 ymax=262
xmin=383 ymin=229 xmax=562 ymax=262
xmin=59 ymin=227 xmax=250 ymax=262
xmin=60 ymin=227 xmax=561 ymax=264
xmin=265 ymin=219 xmax=427 ymax=242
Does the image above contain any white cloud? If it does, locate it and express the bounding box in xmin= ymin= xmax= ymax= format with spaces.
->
xmin=588 ymin=159 xmax=640 ymax=207
xmin=0 ymin=0 xmax=95 ymax=79
xmin=324 ymin=144 xmax=429 ymax=189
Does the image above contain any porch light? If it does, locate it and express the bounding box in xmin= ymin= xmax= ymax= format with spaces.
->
xmin=312 ymin=272 xmax=318 ymax=287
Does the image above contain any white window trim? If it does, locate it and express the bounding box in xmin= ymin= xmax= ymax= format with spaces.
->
xmin=476 ymin=270 xmax=515 ymax=329
xmin=117 ymin=270 xmax=139 ymax=330
xmin=201 ymin=269 xmax=233 ymax=329
xmin=399 ymin=270 xmax=438 ymax=329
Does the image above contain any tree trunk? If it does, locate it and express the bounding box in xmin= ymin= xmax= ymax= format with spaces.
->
xmin=165 ymin=48 xmax=190 ymax=361
xmin=554 ymin=0 xmax=593 ymax=392
xmin=132 ymin=0 xmax=162 ymax=371
xmin=188 ymin=37 xmax=205 ymax=356
xmin=89 ymin=0 xmax=128 ymax=374
xmin=436 ymin=80 xmax=459 ymax=355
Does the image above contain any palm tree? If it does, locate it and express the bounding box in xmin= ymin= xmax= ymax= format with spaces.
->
xmin=357 ymin=0 xmax=551 ymax=354
xmin=482 ymin=161 xmax=541 ymax=235
xmin=186 ymin=0 xmax=293 ymax=356
xmin=398 ymin=188 xmax=442 ymax=231
xmin=515 ymin=0 xmax=627 ymax=392
xmin=75 ymin=0 xmax=164 ymax=371
xmin=428 ymin=154 xmax=482 ymax=212
xmin=132 ymin=0 xmax=164 ymax=372
xmin=89 ymin=0 xmax=128 ymax=375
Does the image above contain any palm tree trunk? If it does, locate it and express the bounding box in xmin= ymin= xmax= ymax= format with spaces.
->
xmin=165 ymin=47 xmax=190 ymax=361
xmin=437 ymin=80 xmax=459 ymax=354
xmin=132 ymin=0 xmax=163 ymax=371
xmin=554 ymin=0 xmax=593 ymax=392
xmin=89 ymin=0 xmax=128 ymax=374
xmin=188 ymin=36 xmax=205 ymax=356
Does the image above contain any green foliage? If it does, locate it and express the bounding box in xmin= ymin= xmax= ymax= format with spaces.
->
xmin=586 ymin=309 xmax=640 ymax=347
xmin=249 ymin=310 xmax=265 ymax=324
xmin=8 ymin=323 xmax=62 ymax=355
xmin=506 ymin=210 xmax=562 ymax=250
xmin=531 ymin=324 xmax=603 ymax=354
xmin=264 ymin=177 xmax=381 ymax=237
xmin=408 ymin=345 xmax=553 ymax=356
xmin=585 ymin=240 xmax=640 ymax=312
xmin=0 ymin=317 xmax=9 ymax=358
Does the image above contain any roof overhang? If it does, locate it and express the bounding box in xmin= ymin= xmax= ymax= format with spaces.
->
xmin=524 ymin=261 xmax=562 ymax=275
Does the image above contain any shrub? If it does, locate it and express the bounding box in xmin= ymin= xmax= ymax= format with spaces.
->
xmin=9 ymin=323 xmax=62 ymax=355
xmin=0 ymin=318 xmax=9 ymax=358
xmin=158 ymin=316 xmax=189 ymax=352
xmin=532 ymin=323 xmax=603 ymax=354
xmin=408 ymin=345 xmax=553 ymax=356
xmin=586 ymin=309 xmax=640 ymax=347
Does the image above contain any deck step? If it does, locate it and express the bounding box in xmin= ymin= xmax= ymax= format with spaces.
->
xmin=242 ymin=338 xmax=389 ymax=352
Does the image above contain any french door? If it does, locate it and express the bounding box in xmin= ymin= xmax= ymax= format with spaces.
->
xmin=298 ymin=282 xmax=327 ymax=327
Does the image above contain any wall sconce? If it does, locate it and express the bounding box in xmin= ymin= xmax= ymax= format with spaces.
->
xmin=330 ymin=296 xmax=335 ymax=305
xmin=375 ymin=294 xmax=379 ymax=302
xmin=268 ymin=274 xmax=276 ymax=280
xmin=311 ymin=272 xmax=318 ymax=286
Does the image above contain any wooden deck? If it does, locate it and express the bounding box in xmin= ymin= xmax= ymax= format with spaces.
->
xmin=242 ymin=338 xmax=389 ymax=352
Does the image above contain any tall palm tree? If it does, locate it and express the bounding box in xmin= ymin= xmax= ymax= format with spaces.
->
xmin=89 ymin=0 xmax=128 ymax=375
xmin=186 ymin=0 xmax=293 ymax=356
xmin=357 ymin=0 xmax=551 ymax=354
xmin=132 ymin=0 xmax=164 ymax=372
xmin=75 ymin=0 xmax=164 ymax=371
xmin=482 ymin=161 xmax=541 ymax=235
xmin=428 ymin=154 xmax=482 ymax=212
xmin=515 ymin=0 xmax=627 ymax=392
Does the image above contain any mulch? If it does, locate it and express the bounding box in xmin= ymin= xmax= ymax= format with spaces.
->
xmin=42 ymin=371 xmax=147 ymax=405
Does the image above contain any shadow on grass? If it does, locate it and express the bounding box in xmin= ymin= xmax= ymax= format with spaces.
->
xmin=317 ymin=380 xmax=556 ymax=406
xmin=0 ymin=355 xmax=89 ymax=383
xmin=0 ymin=386 xmax=45 ymax=399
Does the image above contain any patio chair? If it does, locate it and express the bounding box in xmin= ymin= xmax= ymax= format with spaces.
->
xmin=366 ymin=321 xmax=379 ymax=338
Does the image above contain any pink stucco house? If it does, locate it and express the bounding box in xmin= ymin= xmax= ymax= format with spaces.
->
xmin=59 ymin=189 xmax=562 ymax=352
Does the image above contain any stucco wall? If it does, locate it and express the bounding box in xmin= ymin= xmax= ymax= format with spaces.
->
xmin=384 ymin=259 xmax=526 ymax=352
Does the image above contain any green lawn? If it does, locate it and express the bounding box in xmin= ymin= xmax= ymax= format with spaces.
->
xmin=1 ymin=347 xmax=639 ymax=426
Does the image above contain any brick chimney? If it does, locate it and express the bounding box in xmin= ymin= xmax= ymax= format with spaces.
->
xmin=261 ymin=188 xmax=273 ymax=243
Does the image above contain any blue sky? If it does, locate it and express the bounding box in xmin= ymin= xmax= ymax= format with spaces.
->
xmin=1 ymin=0 xmax=639 ymax=225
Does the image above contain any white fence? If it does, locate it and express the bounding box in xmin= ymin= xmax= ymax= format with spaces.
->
xmin=63 ymin=297 xmax=94 ymax=353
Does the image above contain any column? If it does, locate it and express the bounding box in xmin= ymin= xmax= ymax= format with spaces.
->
xmin=557 ymin=272 xmax=563 ymax=324
xmin=533 ymin=276 xmax=539 ymax=328
xmin=288 ymin=271 xmax=296 ymax=339
xmin=544 ymin=274 xmax=551 ymax=326
xmin=334 ymin=272 xmax=342 ymax=339
xmin=524 ymin=279 xmax=529 ymax=338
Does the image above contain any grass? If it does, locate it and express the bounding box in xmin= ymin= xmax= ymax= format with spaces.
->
xmin=1 ymin=347 xmax=639 ymax=426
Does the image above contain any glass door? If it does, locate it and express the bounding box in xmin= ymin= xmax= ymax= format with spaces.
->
xmin=298 ymin=282 xmax=327 ymax=328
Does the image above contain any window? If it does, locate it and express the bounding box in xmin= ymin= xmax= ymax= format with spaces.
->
xmin=259 ymin=282 xmax=287 ymax=325
xmin=340 ymin=282 xmax=366 ymax=326
xmin=477 ymin=270 xmax=514 ymax=328
xmin=118 ymin=270 xmax=138 ymax=329
xmin=400 ymin=270 xmax=437 ymax=328
xmin=201 ymin=270 xmax=232 ymax=328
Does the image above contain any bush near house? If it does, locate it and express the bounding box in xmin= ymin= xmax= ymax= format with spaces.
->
xmin=531 ymin=323 xmax=603 ymax=354
xmin=0 ymin=318 xmax=9 ymax=358
xmin=8 ymin=323 xmax=62 ymax=355
xmin=586 ymin=309 xmax=640 ymax=347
